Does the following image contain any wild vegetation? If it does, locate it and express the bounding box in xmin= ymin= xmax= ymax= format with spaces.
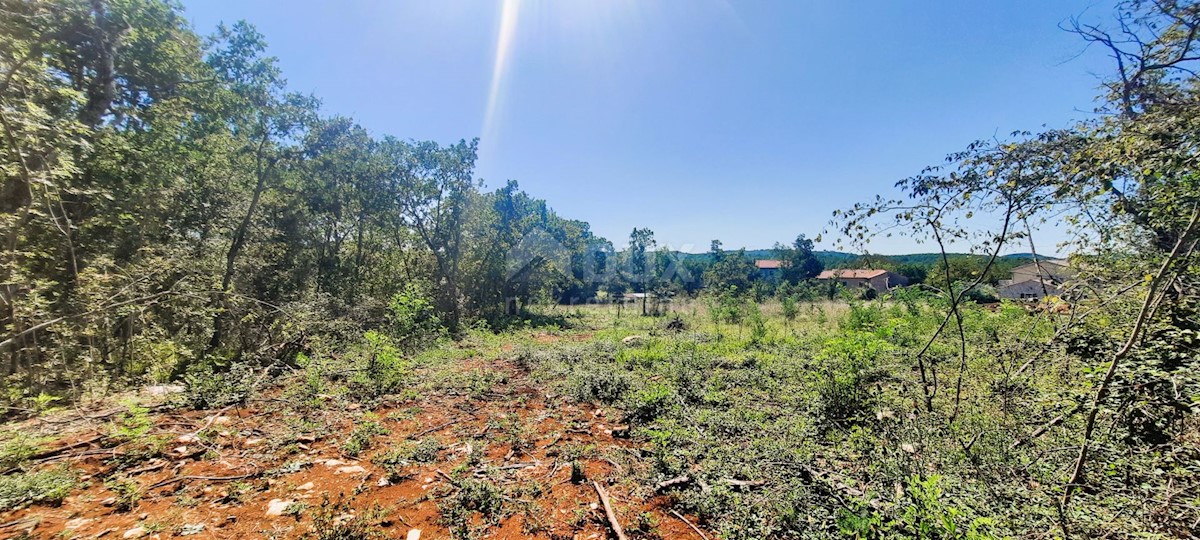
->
xmin=2 ymin=0 xmax=1200 ymax=538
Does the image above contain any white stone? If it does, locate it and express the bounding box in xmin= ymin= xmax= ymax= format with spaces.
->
xmin=295 ymin=482 xmax=314 ymax=491
xmin=336 ymin=465 xmax=366 ymax=475
xmin=406 ymin=529 xmax=422 ymax=540
xmin=65 ymin=517 xmax=93 ymax=530
xmin=265 ymin=499 xmax=294 ymax=517
xmin=122 ymin=527 xmax=147 ymax=539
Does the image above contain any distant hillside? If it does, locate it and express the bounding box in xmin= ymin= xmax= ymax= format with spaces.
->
xmin=668 ymin=250 xmax=1040 ymax=268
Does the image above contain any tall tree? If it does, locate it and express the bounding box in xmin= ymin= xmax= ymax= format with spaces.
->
xmin=628 ymin=227 xmax=655 ymax=315
xmin=773 ymin=234 xmax=824 ymax=284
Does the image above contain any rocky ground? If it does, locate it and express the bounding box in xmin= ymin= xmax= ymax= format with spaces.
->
xmin=0 ymin=346 xmax=708 ymax=540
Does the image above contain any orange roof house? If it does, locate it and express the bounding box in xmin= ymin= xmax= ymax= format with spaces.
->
xmin=754 ymin=259 xmax=785 ymax=280
xmin=816 ymin=268 xmax=908 ymax=292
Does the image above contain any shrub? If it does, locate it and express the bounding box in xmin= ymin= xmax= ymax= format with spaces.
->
xmin=105 ymin=476 xmax=141 ymax=512
xmin=350 ymin=331 xmax=411 ymax=397
xmin=341 ymin=420 xmax=389 ymax=457
xmin=624 ymin=383 xmax=677 ymax=424
xmin=566 ymin=363 xmax=632 ymax=404
xmin=813 ymin=333 xmax=888 ymax=425
xmin=0 ymin=468 xmax=75 ymax=511
xmin=308 ymin=495 xmax=383 ymax=540
xmin=438 ymin=477 xmax=505 ymax=539
xmin=180 ymin=362 xmax=257 ymax=409
xmin=388 ymin=284 xmax=444 ymax=350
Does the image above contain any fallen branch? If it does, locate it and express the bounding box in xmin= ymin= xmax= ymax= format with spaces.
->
xmin=435 ymin=468 xmax=457 ymax=485
xmin=593 ymin=481 xmax=629 ymax=540
xmin=1010 ymin=409 xmax=1075 ymax=450
xmin=411 ymin=418 xmax=459 ymax=439
xmin=655 ymin=475 xmax=691 ymax=491
xmin=27 ymin=434 xmax=106 ymax=460
xmin=475 ymin=461 xmax=537 ymax=474
xmin=670 ymin=509 xmax=710 ymax=540
xmin=720 ymin=478 xmax=766 ymax=489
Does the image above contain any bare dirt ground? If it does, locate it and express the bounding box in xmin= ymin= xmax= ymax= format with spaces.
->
xmin=1 ymin=353 xmax=707 ymax=539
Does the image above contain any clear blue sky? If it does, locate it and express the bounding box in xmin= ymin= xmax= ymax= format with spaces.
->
xmin=181 ymin=1 xmax=1114 ymax=254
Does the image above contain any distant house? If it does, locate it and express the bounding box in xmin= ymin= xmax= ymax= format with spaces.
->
xmin=754 ymin=259 xmax=784 ymax=280
xmin=816 ymin=269 xmax=908 ymax=292
xmin=998 ymin=259 xmax=1073 ymax=300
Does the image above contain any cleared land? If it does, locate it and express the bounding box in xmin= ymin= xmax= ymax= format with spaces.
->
xmin=0 ymin=300 xmax=1188 ymax=539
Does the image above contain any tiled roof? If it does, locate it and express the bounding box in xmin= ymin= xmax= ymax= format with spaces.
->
xmin=755 ymin=259 xmax=784 ymax=269
xmin=817 ymin=269 xmax=888 ymax=279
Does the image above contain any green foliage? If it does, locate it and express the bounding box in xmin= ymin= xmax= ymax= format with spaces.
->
xmin=624 ymin=382 xmax=677 ymax=424
xmin=813 ymin=332 xmax=888 ymax=426
xmin=438 ymin=477 xmax=506 ymax=539
xmin=180 ymin=363 xmax=258 ymax=410
xmin=307 ymin=496 xmax=384 ymax=540
xmin=0 ymin=433 xmax=43 ymax=469
xmin=105 ymin=476 xmax=142 ymax=512
xmin=0 ymin=468 xmax=75 ymax=511
xmin=387 ymin=285 xmax=444 ymax=349
xmin=341 ymin=420 xmax=389 ymax=457
xmin=109 ymin=400 xmax=153 ymax=442
xmin=839 ymin=476 xmax=999 ymax=540
xmin=566 ymin=362 xmax=632 ymax=404
xmin=351 ymin=331 xmax=412 ymax=398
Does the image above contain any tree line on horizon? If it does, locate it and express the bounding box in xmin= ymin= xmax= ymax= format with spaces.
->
xmin=0 ymin=0 xmax=941 ymax=403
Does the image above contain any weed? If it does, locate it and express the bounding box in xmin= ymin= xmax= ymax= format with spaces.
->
xmin=341 ymin=420 xmax=389 ymax=457
xmin=438 ymin=477 xmax=505 ymax=539
xmin=105 ymin=476 xmax=141 ymax=512
xmin=307 ymin=495 xmax=383 ymax=540
xmin=565 ymin=363 xmax=631 ymax=404
xmin=180 ymin=362 xmax=257 ymax=409
xmin=0 ymin=467 xmax=75 ymax=511
xmin=109 ymin=400 xmax=152 ymax=441
xmin=0 ymin=432 xmax=43 ymax=468
xmin=373 ymin=438 xmax=442 ymax=481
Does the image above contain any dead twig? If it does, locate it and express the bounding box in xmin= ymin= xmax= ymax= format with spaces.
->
xmin=655 ymin=475 xmax=691 ymax=491
xmin=592 ymin=481 xmax=629 ymax=540
xmin=412 ymin=418 xmax=459 ymax=439
xmin=670 ymin=509 xmax=710 ymax=540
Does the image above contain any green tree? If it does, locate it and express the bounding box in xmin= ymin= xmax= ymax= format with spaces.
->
xmin=628 ymin=228 xmax=656 ymax=315
xmin=774 ymin=234 xmax=824 ymax=284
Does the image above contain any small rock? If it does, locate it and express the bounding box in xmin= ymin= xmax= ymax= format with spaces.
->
xmin=295 ymin=482 xmax=315 ymax=491
xmin=139 ymin=513 xmax=149 ymax=521
xmin=200 ymin=415 xmax=231 ymax=426
xmin=65 ymin=517 xmax=94 ymax=530
xmin=100 ymin=496 xmax=117 ymax=507
xmin=376 ymin=477 xmax=391 ymax=487
xmin=322 ymin=459 xmax=345 ymax=467
xmin=95 ymin=528 xmax=115 ymax=538
xmin=122 ymin=526 xmax=147 ymax=539
xmin=336 ymin=465 xmax=366 ymax=475
xmin=172 ymin=446 xmax=190 ymax=455
xmin=244 ymin=438 xmax=265 ymax=447
xmin=406 ymin=529 xmax=422 ymax=540
xmin=177 ymin=434 xmax=198 ymax=444
xmin=179 ymin=524 xmax=205 ymax=536
xmin=621 ymin=335 xmax=644 ymax=345
xmin=901 ymin=443 xmax=918 ymax=454
xmin=589 ymin=502 xmax=599 ymax=510
xmin=423 ymin=477 xmax=433 ymax=483
xmin=266 ymin=499 xmax=295 ymax=517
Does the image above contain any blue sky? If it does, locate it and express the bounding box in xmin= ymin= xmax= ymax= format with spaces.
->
xmin=181 ymin=1 xmax=1114 ymax=254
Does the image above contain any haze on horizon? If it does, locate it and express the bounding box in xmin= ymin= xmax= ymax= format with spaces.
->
xmin=181 ymin=0 xmax=1116 ymax=255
